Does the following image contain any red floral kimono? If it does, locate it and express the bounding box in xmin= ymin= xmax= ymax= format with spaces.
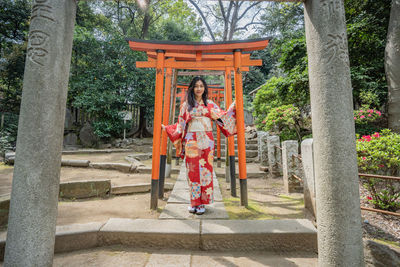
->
xmin=165 ymin=99 xmax=237 ymax=207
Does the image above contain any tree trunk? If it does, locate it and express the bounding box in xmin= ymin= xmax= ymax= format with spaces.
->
xmin=386 ymin=0 xmax=400 ymax=132
xmin=228 ymin=3 xmax=240 ymax=41
xmin=141 ymin=0 xmax=151 ymax=39
xmin=130 ymin=106 xmax=152 ymax=138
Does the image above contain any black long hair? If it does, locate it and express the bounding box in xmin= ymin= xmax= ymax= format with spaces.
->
xmin=186 ymin=76 xmax=208 ymax=111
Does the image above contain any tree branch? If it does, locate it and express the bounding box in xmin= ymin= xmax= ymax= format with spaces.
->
xmin=188 ymin=0 xmax=216 ymax=42
xmin=237 ymin=1 xmax=261 ymax=22
xmin=235 ymin=22 xmax=264 ymax=32
xmin=235 ymin=9 xmax=263 ymax=32
xmin=218 ymin=0 xmax=227 ymax=21
xmin=206 ymin=5 xmax=223 ymax=21
xmin=226 ymin=1 xmax=234 ymax=24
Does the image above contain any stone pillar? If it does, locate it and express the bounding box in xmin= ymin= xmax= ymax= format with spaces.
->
xmin=301 ymin=139 xmax=316 ymax=219
xmin=386 ymin=0 xmax=400 ymax=132
xmin=267 ymin=135 xmax=281 ymax=178
xmin=304 ymin=1 xmax=364 ymax=265
xmin=282 ymin=140 xmax=301 ymax=193
xmin=258 ymin=131 xmax=269 ymax=167
xmin=4 ymin=0 xmax=77 ymax=266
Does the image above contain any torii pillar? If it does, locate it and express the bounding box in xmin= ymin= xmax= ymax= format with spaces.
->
xmin=304 ymin=0 xmax=364 ymax=265
xmin=225 ymin=67 xmax=236 ymax=197
xmin=150 ymin=50 xmax=165 ymax=209
xmin=159 ymin=67 xmax=173 ymax=198
xmin=233 ymin=50 xmax=247 ymax=206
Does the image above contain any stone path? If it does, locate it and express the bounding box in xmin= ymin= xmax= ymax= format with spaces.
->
xmin=160 ymin=164 xmax=228 ymax=219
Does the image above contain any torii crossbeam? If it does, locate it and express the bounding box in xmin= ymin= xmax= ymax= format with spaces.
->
xmin=127 ymin=38 xmax=270 ymax=209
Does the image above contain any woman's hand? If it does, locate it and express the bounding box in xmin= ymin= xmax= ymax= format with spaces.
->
xmin=161 ymin=124 xmax=166 ymax=131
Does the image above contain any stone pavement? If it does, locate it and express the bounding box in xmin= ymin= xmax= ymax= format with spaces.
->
xmin=159 ymin=164 xmax=228 ymax=219
xmin=52 ymin=246 xmax=318 ymax=267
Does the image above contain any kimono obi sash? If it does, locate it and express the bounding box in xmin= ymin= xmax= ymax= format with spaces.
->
xmin=187 ymin=116 xmax=212 ymax=132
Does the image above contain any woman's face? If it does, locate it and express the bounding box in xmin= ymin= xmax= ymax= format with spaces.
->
xmin=194 ymin=80 xmax=205 ymax=100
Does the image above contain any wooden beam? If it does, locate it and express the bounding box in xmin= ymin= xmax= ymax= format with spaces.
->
xmin=177 ymin=71 xmax=224 ymax=76
xmin=147 ymin=51 xmax=251 ymax=62
xmin=128 ymin=38 xmax=270 ymax=53
xmin=137 ymin=60 xmax=251 ymax=71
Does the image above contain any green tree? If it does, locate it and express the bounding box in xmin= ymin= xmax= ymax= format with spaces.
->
xmin=0 ymin=0 xmax=31 ymax=114
xmin=69 ymin=0 xmax=202 ymax=139
xmin=252 ymin=76 xmax=284 ymax=126
xmin=253 ymin=1 xmax=392 ymax=139
xmin=345 ymin=0 xmax=391 ymax=108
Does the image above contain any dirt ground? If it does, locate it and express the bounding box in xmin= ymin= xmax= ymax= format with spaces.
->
xmin=0 ymin=152 xmax=179 ymax=195
xmin=0 ymin=152 xmax=177 ymax=227
xmin=0 ymin=166 xmax=157 ymax=195
xmin=57 ymin=193 xmax=170 ymax=226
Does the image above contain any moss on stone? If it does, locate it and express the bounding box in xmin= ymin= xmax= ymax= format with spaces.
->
xmin=0 ymin=162 xmax=12 ymax=170
xmin=223 ymin=197 xmax=277 ymax=220
xmin=372 ymin=238 xmax=400 ymax=249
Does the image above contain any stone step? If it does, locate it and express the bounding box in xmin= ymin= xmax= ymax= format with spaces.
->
xmin=62 ymin=149 xmax=134 ymax=155
xmin=111 ymin=183 xmax=174 ymax=195
xmin=215 ymin=143 xmax=258 ymax=150
xmin=136 ymin=166 xmax=180 ymax=175
xmin=0 ymin=219 xmax=317 ymax=258
xmin=170 ymin=150 xmax=258 ymax=159
xmin=215 ymin=150 xmax=258 ymax=158
xmin=219 ymin=157 xmax=258 ymax=163
xmin=219 ymin=139 xmax=258 ymax=145
xmin=201 ymin=219 xmax=317 ymax=252
xmin=215 ymin=171 xmax=266 ymax=179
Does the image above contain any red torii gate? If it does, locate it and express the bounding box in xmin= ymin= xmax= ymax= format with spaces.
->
xmin=175 ymin=84 xmax=224 ymax=105
xmin=128 ymin=38 xmax=270 ymax=209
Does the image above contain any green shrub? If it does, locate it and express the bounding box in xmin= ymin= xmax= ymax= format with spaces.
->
xmin=353 ymin=106 xmax=384 ymax=135
xmin=356 ymin=129 xmax=400 ymax=211
xmin=252 ymin=77 xmax=284 ymax=129
xmin=263 ymin=104 xmax=302 ymax=142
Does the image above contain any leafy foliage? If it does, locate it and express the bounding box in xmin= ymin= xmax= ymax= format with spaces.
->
xmin=345 ymin=0 xmax=391 ymax=107
xmin=0 ymin=0 xmax=31 ymax=114
xmin=252 ymin=31 xmax=310 ymax=141
xmin=253 ymin=0 xmax=392 ymax=141
xmin=263 ymin=104 xmax=310 ymax=142
xmin=0 ymin=112 xmax=19 ymax=154
xmin=68 ymin=1 xmax=202 ymax=140
xmin=252 ymin=77 xmax=284 ymax=126
xmin=353 ymin=106 xmax=384 ymax=135
xmin=357 ymin=129 xmax=400 ymax=211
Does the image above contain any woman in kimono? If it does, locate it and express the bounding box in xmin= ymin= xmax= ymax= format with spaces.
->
xmin=162 ymin=77 xmax=236 ymax=215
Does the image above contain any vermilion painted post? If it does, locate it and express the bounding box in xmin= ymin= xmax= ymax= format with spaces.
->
xmin=159 ymin=67 xmax=172 ymax=198
xmin=150 ymin=50 xmax=165 ymax=210
xmin=225 ymin=67 xmax=236 ymax=197
xmin=166 ymin=69 xmax=177 ymax=176
xmin=217 ymin=127 xmax=221 ymax=167
xmin=234 ymin=50 xmax=247 ymax=206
